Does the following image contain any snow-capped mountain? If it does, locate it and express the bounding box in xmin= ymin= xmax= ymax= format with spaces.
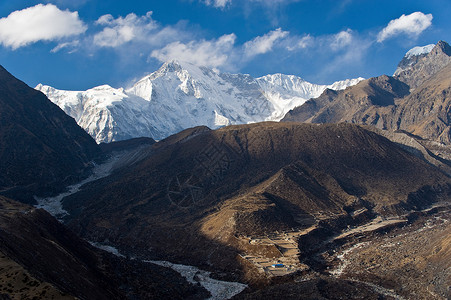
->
xmin=36 ymin=61 xmax=363 ymax=143
xmin=394 ymin=41 xmax=451 ymax=90
xmin=394 ymin=44 xmax=436 ymax=77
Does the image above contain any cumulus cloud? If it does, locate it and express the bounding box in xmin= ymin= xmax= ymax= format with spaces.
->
xmin=0 ymin=4 xmax=87 ymax=49
xmin=150 ymin=34 xmax=237 ymax=68
xmin=203 ymin=0 xmax=231 ymax=8
xmin=244 ymin=28 xmax=289 ymax=57
xmin=377 ymin=12 xmax=433 ymax=43
xmin=93 ymin=12 xmax=158 ymax=47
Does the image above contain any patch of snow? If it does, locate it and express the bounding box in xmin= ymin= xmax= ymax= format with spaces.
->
xmin=330 ymin=242 xmax=369 ymax=277
xmin=34 ymin=152 xmax=125 ymax=220
xmin=89 ymin=242 xmax=247 ymax=300
xmin=89 ymin=242 xmax=125 ymax=258
xmin=145 ymin=260 xmax=247 ymax=300
xmin=405 ymin=44 xmax=435 ymax=58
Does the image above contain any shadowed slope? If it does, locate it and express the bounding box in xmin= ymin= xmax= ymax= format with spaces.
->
xmin=0 ymin=66 xmax=101 ymax=203
xmin=0 ymin=196 xmax=209 ymax=299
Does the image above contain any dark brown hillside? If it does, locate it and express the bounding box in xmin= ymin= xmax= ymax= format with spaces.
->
xmin=0 ymin=196 xmax=209 ymax=300
xmin=0 ymin=66 xmax=102 ymax=203
xmin=0 ymin=196 xmax=120 ymax=299
xmin=282 ymin=88 xmax=338 ymax=123
xmin=99 ymin=136 xmax=156 ymax=153
xmin=61 ymin=122 xmax=451 ymax=279
xmin=283 ymin=75 xmax=408 ymax=126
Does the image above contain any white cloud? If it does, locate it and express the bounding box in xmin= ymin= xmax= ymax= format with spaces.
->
xmin=203 ymin=0 xmax=231 ymax=8
xmin=294 ymin=35 xmax=313 ymax=49
xmin=51 ymin=40 xmax=80 ymax=53
xmin=150 ymin=34 xmax=237 ymax=68
xmin=286 ymin=35 xmax=313 ymax=51
xmin=0 ymin=4 xmax=86 ymax=49
xmin=244 ymin=28 xmax=289 ymax=57
xmin=93 ymin=12 xmax=158 ymax=47
xmin=201 ymin=0 xmax=300 ymax=10
xmin=377 ymin=12 xmax=433 ymax=43
xmin=331 ymin=29 xmax=353 ymax=50
xmin=284 ymin=29 xmax=355 ymax=53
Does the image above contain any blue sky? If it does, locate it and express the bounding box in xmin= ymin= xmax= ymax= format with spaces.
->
xmin=0 ymin=0 xmax=450 ymax=90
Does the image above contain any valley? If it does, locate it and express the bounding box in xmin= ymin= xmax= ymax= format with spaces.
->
xmin=33 ymin=120 xmax=451 ymax=299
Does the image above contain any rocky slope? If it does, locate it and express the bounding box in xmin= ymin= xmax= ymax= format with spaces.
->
xmin=283 ymin=40 xmax=451 ymax=145
xmin=325 ymin=205 xmax=451 ymax=300
xmin=393 ymin=62 xmax=451 ymax=144
xmin=283 ymin=75 xmax=409 ymax=125
xmin=59 ymin=122 xmax=451 ymax=284
xmin=0 ymin=66 xmax=102 ymax=203
xmin=236 ymin=204 xmax=451 ymax=300
xmin=394 ymin=40 xmax=451 ymax=90
xmin=36 ymin=61 xmax=363 ymax=143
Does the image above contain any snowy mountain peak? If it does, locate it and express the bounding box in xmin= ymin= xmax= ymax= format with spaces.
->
xmin=405 ymin=44 xmax=435 ymax=58
xmin=128 ymin=59 xmax=208 ymax=101
xmin=155 ymin=59 xmax=190 ymax=76
xmin=37 ymin=61 xmax=363 ymax=143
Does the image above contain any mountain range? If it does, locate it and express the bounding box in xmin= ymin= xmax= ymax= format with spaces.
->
xmin=283 ymin=40 xmax=451 ymax=145
xmin=36 ymin=62 xmax=363 ymax=143
xmin=0 ymin=39 xmax=451 ymax=299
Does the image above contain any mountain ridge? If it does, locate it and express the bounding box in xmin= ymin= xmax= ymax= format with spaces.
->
xmin=282 ymin=40 xmax=451 ymax=145
xmin=36 ymin=60 xmax=363 ymax=143
xmin=394 ymin=40 xmax=451 ymax=90
xmin=0 ymin=65 xmax=101 ymax=203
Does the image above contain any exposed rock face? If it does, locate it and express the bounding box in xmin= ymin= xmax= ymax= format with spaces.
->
xmin=393 ymin=63 xmax=451 ymax=144
xmin=0 ymin=66 xmax=102 ymax=203
xmin=61 ymin=122 xmax=451 ymax=280
xmin=394 ymin=44 xmax=434 ymax=74
xmin=282 ymin=41 xmax=451 ymax=145
xmin=394 ymin=40 xmax=451 ymax=90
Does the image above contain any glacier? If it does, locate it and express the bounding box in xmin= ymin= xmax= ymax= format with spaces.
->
xmin=36 ymin=60 xmax=364 ymax=143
